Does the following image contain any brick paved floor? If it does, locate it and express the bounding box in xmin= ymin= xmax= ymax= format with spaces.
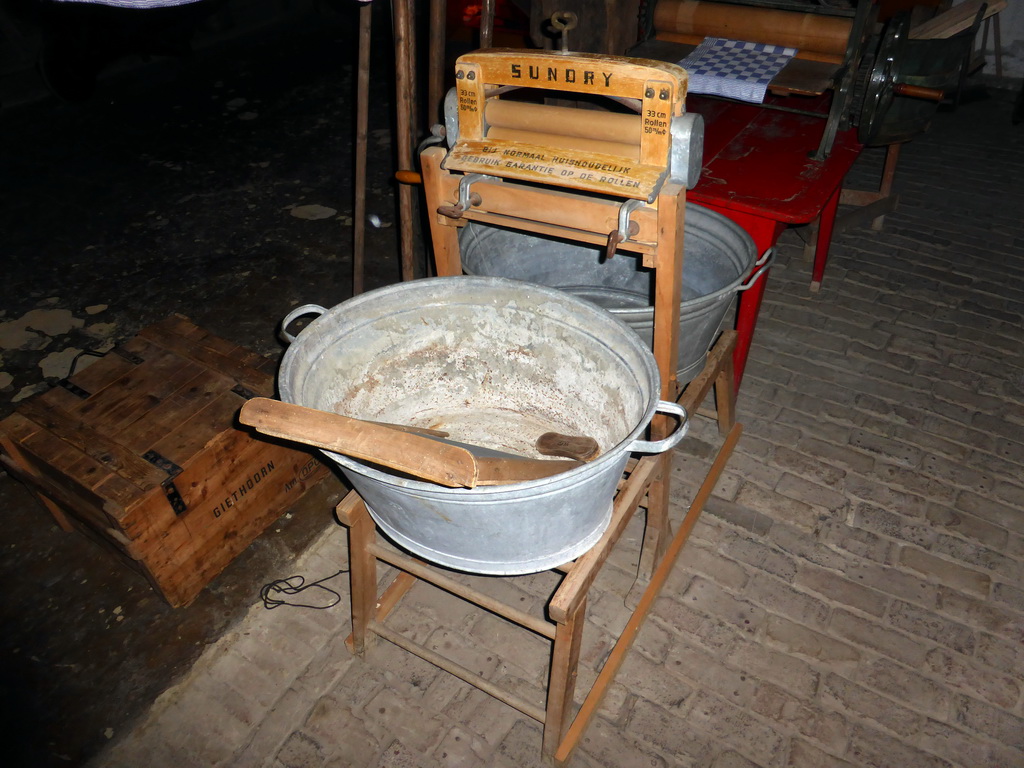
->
xmin=94 ymin=87 xmax=1024 ymax=768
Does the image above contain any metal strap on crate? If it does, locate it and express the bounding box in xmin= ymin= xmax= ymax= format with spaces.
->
xmin=142 ymin=450 xmax=188 ymax=516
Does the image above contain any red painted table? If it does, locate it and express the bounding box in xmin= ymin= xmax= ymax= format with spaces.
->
xmin=685 ymin=95 xmax=864 ymax=389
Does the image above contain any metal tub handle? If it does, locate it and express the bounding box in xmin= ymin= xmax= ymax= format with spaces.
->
xmin=737 ymin=248 xmax=774 ymax=292
xmin=279 ymin=304 xmax=327 ymax=344
xmin=628 ymin=401 xmax=690 ymax=454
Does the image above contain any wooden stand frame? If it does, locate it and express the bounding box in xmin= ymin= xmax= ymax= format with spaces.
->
xmin=337 ymin=333 xmax=739 ymax=765
xmin=335 ymin=128 xmax=743 ymax=761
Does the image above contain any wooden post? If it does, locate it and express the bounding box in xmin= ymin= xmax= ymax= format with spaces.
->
xmin=542 ymin=597 xmax=587 ymax=759
xmin=427 ymin=0 xmax=447 ymax=127
xmin=353 ymin=0 xmax=372 ymax=295
xmin=639 ymin=180 xmax=686 ymax=578
xmin=652 ymin=181 xmax=685 ymax=403
xmin=341 ymin=495 xmax=378 ymax=654
xmin=872 ymin=142 xmax=901 ymax=231
xmin=420 ymin=147 xmax=463 ymax=277
xmin=393 ymin=0 xmax=419 ymax=282
xmin=713 ymin=340 xmax=737 ymax=435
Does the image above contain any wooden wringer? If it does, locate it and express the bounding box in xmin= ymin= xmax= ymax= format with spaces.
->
xmin=338 ymin=49 xmax=743 ymax=765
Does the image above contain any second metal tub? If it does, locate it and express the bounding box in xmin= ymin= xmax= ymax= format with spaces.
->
xmin=459 ymin=203 xmax=765 ymax=384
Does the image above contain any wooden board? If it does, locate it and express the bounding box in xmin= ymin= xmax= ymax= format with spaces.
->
xmin=444 ymin=138 xmax=667 ymax=200
xmin=0 ymin=315 xmax=330 ymax=607
xmin=909 ymin=0 xmax=1006 ymax=40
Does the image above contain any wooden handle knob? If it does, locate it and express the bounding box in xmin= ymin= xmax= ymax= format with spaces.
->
xmin=396 ymin=170 xmax=423 ymax=184
xmin=894 ymin=84 xmax=945 ymax=102
xmin=536 ymin=432 xmax=600 ymax=461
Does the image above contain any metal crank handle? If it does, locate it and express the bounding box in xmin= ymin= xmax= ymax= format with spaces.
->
xmin=437 ymin=196 xmax=481 ymax=219
xmin=605 ymin=199 xmax=644 ymax=260
xmin=437 ymin=173 xmax=489 ymax=219
xmin=605 ymin=230 xmax=625 ymax=260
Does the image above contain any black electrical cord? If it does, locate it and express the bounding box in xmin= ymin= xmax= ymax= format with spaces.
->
xmin=259 ymin=569 xmax=348 ymax=610
xmin=66 ymin=348 xmax=106 ymax=377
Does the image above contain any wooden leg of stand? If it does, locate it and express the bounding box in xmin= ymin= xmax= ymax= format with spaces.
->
xmin=637 ymin=455 xmax=672 ymax=581
xmin=714 ymin=351 xmax=736 ymax=435
xmin=677 ymin=330 xmax=736 ymax=431
xmin=554 ymin=423 xmax=743 ymax=767
xmin=872 ymin=142 xmax=900 ymax=231
xmin=345 ymin=498 xmax=378 ymax=655
xmin=542 ymin=596 xmax=587 ymax=760
xmin=810 ymin=184 xmax=840 ymax=293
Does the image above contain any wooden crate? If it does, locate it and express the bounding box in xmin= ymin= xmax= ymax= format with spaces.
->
xmin=0 ymin=314 xmax=330 ymax=607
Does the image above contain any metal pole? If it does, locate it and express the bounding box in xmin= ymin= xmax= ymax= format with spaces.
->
xmin=480 ymin=0 xmax=495 ymax=48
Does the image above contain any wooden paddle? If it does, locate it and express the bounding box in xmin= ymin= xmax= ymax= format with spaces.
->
xmin=238 ymin=398 xmax=581 ymax=489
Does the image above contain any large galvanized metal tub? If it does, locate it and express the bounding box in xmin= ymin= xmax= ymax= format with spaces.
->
xmin=278 ymin=276 xmax=687 ymax=575
xmin=459 ymin=203 xmax=764 ymax=385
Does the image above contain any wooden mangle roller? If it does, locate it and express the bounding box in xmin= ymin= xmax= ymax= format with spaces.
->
xmin=651 ymin=0 xmax=854 ymax=64
xmin=484 ymin=101 xmax=643 ymax=161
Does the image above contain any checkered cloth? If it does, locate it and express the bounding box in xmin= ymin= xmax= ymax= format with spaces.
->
xmin=679 ymin=37 xmax=797 ymax=104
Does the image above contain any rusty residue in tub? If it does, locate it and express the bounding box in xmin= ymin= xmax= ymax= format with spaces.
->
xmin=332 ymin=341 xmax=455 ymax=415
xmin=318 ymin=310 xmax=632 ymax=455
xmin=506 ymin=345 xmax=535 ymax=359
xmin=331 ymin=372 xmax=385 ymax=415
